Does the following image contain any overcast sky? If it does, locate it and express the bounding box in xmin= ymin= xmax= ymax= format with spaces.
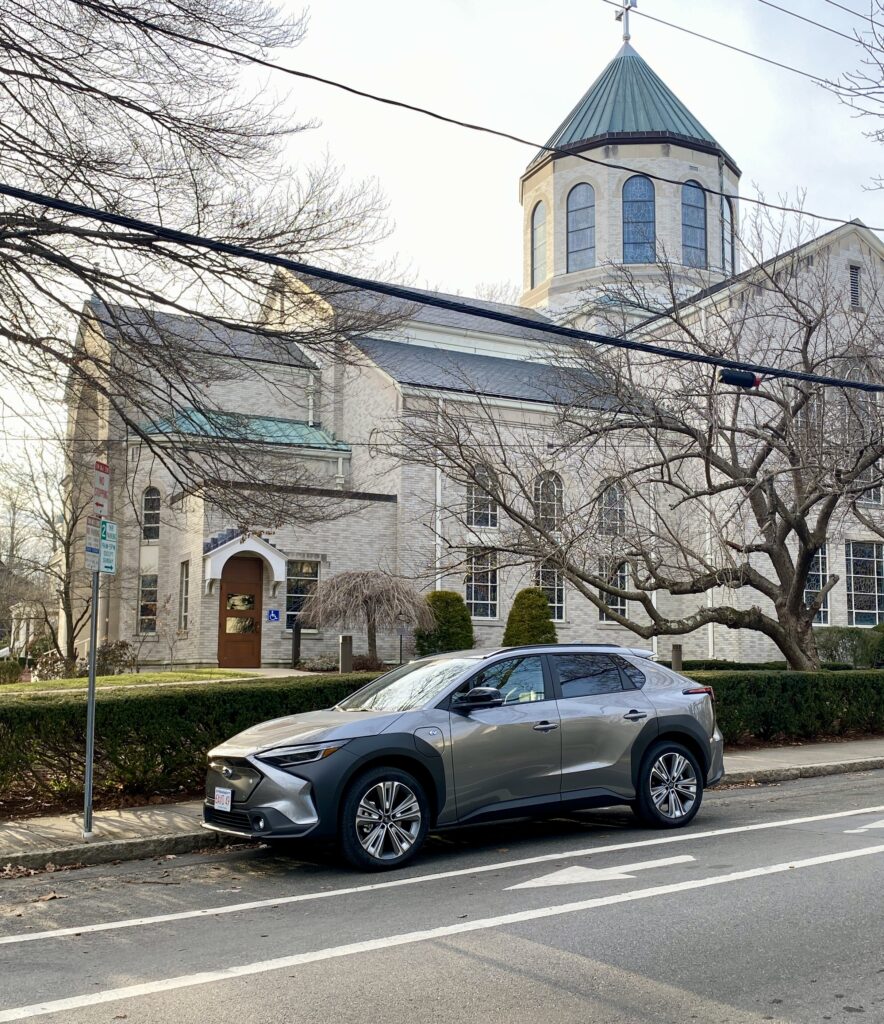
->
xmin=276 ymin=0 xmax=884 ymax=295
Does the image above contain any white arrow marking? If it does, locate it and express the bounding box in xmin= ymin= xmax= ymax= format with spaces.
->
xmin=844 ymin=817 xmax=884 ymax=834
xmin=506 ymin=854 xmax=695 ymax=890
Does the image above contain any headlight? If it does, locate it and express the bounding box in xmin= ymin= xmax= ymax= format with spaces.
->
xmin=256 ymin=741 xmax=349 ymax=772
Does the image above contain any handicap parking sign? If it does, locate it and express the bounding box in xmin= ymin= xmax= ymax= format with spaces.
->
xmin=266 ymin=609 xmax=280 ymax=623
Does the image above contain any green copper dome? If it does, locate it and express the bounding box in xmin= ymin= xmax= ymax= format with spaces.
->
xmin=532 ymin=43 xmax=738 ymax=174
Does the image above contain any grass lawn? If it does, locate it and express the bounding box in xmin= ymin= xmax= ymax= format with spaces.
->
xmin=1 ymin=668 xmax=257 ymax=695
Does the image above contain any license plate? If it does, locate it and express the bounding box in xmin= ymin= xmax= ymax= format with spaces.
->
xmin=214 ymin=787 xmax=232 ymax=812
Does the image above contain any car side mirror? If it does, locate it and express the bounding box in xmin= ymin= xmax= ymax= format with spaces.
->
xmin=452 ymin=686 xmax=504 ymax=711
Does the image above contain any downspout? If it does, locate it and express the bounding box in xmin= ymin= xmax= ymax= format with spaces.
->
xmin=435 ymin=400 xmax=443 ymax=590
xmin=705 ymin=498 xmax=715 ymax=659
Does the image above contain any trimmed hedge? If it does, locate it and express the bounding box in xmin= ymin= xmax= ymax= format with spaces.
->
xmin=696 ymin=670 xmax=884 ymax=742
xmin=502 ymin=588 xmax=557 ymax=646
xmin=3 ymin=668 xmax=884 ymax=807
xmin=0 ymin=673 xmax=376 ymax=802
xmin=660 ymin=659 xmax=853 ymax=672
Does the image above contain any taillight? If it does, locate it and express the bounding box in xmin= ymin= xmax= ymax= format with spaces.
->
xmin=683 ymin=685 xmax=715 ymax=701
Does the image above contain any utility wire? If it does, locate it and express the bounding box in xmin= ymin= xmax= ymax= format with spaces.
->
xmin=5 ymin=181 xmax=884 ymax=394
xmin=823 ymin=0 xmax=884 ymax=33
xmin=754 ymin=0 xmax=883 ymax=50
xmin=598 ymin=0 xmax=838 ymax=84
xmin=63 ymin=0 xmax=881 ymax=233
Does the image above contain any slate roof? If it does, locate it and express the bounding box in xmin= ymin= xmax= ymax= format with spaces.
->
xmin=292 ymin=273 xmax=554 ymax=345
xmin=354 ymin=337 xmax=613 ymax=408
xmin=531 ymin=43 xmax=738 ymax=174
xmin=87 ymin=298 xmax=316 ymax=369
xmin=144 ymin=409 xmax=350 ymax=451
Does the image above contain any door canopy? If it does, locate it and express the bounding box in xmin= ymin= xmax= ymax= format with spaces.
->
xmin=203 ymin=534 xmax=287 ymax=596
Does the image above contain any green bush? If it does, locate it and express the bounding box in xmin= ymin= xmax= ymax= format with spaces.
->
xmin=414 ymin=591 xmax=474 ymax=657
xmin=502 ymin=588 xmax=557 ymax=646
xmin=0 ymin=672 xmax=377 ymax=800
xmin=813 ymin=626 xmax=884 ymax=668
xmin=660 ymin=658 xmax=853 ymax=672
xmin=0 ymin=661 xmax=22 ymax=685
xmin=694 ymin=669 xmax=884 ymax=742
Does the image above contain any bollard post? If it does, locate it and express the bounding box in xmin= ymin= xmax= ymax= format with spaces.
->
xmin=671 ymin=643 xmax=683 ymax=673
xmin=339 ymin=634 xmax=353 ymax=673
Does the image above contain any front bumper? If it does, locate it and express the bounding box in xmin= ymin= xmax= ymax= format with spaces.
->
xmin=202 ymin=755 xmax=322 ymax=840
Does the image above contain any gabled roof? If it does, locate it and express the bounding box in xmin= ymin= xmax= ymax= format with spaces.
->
xmin=87 ymin=298 xmax=317 ymax=369
xmin=144 ymin=409 xmax=350 ymax=451
xmin=290 ymin=272 xmax=554 ymax=345
xmin=354 ymin=337 xmax=615 ymax=408
xmin=530 ymin=43 xmax=738 ymax=175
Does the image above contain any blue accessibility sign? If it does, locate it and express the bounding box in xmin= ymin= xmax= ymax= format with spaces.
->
xmin=266 ymin=609 xmax=280 ymax=623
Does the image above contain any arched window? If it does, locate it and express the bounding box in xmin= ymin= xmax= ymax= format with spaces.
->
xmin=531 ymin=201 xmax=547 ymax=288
xmin=722 ymin=197 xmax=735 ymax=276
xmin=599 ymin=482 xmax=626 ymax=536
xmin=566 ymin=184 xmax=596 ymax=272
xmin=682 ymin=181 xmax=707 ymax=269
xmin=142 ymin=486 xmax=160 ymax=541
xmin=533 ymin=471 xmax=563 ymax=532
xmin=622 ymin=175 xmax=655 ymax=263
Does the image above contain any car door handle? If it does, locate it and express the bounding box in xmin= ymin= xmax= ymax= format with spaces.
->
xmin=533 ymin=721 xmax=559 ymax=732
xmin=623 ymin=710 xmax=648 ymax=721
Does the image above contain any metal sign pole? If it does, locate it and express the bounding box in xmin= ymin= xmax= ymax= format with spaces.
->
xmin=83 ymin=568 xmax=100 ymax=839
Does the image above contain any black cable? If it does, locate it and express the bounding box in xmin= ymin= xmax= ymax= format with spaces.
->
xmin=823 ymin=0 xmax=884 ymax=33
xmin=4 ymin=180 xmax=883 ymax=394
xmin=753 ymin=0 xmax=882 ymax=50
xmin=60 ymin=0 xmax=880 ymax=233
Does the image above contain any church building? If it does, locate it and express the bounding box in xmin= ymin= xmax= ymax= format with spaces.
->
xmin=63 ymin=29 xmax=884 ymax=669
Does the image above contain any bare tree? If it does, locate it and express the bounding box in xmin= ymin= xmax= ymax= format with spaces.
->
xmin=300 ymin=571 xmax=435 ymax=664
xmin=382 ymin=210 xmax=884 ymax=670
xmin=0 ymin=1 xmax=403 ymax=524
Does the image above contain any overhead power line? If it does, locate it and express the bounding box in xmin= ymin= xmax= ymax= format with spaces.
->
xmin=753 ymin=0 xmax=883 ymax=51
xmin=4 ymin=181 xmax=883 ymax=394
xmin=823 ymin=0 xmax=884 ymax=33
xmin=65 ymin=0 xmax=881 ymax=234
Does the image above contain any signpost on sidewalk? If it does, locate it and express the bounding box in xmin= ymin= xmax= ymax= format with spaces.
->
xmin=83 ymin=461 xmax=115 ymax=840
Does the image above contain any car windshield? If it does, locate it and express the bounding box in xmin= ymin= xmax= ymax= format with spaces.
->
xmin=338 ymin=657 xmax=479 ymax=713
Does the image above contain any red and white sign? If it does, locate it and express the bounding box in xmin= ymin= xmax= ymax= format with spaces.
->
xmin=93 ymin=461 xmax=111 ymax=519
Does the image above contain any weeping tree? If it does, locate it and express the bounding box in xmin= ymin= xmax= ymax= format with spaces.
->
xmin=300 ymin=571 xmax=435 ymax=663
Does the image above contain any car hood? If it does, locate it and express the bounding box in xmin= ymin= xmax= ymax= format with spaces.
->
xmin=209 ymin=708 xmax=405 ymax=758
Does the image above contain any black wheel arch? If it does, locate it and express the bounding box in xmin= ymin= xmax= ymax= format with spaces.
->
xmin=630 ymin=716 xmax=711 ymax=791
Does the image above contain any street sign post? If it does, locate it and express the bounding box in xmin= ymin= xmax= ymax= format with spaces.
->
xmin=84 ymin=464 xmax=114 ymax=841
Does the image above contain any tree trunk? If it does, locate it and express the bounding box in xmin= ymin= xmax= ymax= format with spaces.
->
xmin=366 ymin=603 xmax=377 ymax=663
xmin=773 ymin=614 xmax=821 ymax=671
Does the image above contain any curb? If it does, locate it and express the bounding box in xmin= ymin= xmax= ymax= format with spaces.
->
xmin=722 ymin=756 xmax=884 ymax=786
xmin=3 ymin=758 xmax=883 ymax=873
xmin=1 ymin=828 xmax=246 ymax=873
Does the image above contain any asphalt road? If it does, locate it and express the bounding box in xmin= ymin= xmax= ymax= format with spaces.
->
xmin=1 ymin=772 xmax=884 ymax=1023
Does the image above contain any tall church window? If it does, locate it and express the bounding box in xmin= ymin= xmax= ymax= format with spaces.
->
xmin=142 ymin=486 xmax=160 ymax=541
xmin=566 ymin=184 xmax=596 ymax=271
xmin=722 ymin=197 xmax=735 ymax=276
xmin=682 ymin=180 xmax=707 ymax=268
xmin=534 ymin=471 xmax=563 ymax=532
xmin=531 ymin=201 xmax=547 ymax=288
xmin=622 ymin=175 xmax=655 ymax=264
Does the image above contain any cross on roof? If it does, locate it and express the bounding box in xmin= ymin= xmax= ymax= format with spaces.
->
xmin=615 ymin=0 xmax=638 ymax=43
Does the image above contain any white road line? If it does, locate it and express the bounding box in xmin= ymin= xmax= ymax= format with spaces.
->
xmin=2 ymin=802 xmax=883 ymax=948
xmin=2 ymin=842 xmax=883 ymax=1023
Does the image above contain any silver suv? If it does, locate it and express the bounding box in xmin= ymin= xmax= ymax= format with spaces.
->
xmin=202 ymin=645 xmax=724 ymax=870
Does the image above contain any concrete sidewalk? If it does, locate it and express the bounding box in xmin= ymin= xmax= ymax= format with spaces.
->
xmin=3 ymin=738 xmax=884 ymax=873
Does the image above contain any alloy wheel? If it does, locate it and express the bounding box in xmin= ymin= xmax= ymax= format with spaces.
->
xmin=355 ymin=780 xmax=422 ymax=861
xmin=649 ymin=751 xmax=698 ymax=820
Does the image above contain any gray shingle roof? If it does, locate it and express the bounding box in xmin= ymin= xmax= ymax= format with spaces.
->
xmin=291 ymin=273 xmax=553 ymax=345
xmin=532 ymin=43 xmax=738 ymax=174
xmin=354 ymin=337 xmax=611 ymax=407
xmin=87 ymin=298 xmax=317 ymax=368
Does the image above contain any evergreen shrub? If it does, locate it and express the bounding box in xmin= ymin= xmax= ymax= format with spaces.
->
xmin=414 ymin=592 xmax=474 ymax=656
xmin=502 ymin=588 xmax=557 ymax=646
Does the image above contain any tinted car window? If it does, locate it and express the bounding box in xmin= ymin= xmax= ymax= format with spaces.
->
xmin=466 ymin=656 xmax=547 ymax=704
xmin=552 ymin=654 xmax=623 ymax=698
xmin=612 ymin=654 xmax=646 ymax=689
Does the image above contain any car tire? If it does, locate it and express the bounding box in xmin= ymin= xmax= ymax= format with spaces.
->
xmin=633 ymin=740 xmax=704 ymax=829
xmin=339 ymin=766 xmax=430 ymax=871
